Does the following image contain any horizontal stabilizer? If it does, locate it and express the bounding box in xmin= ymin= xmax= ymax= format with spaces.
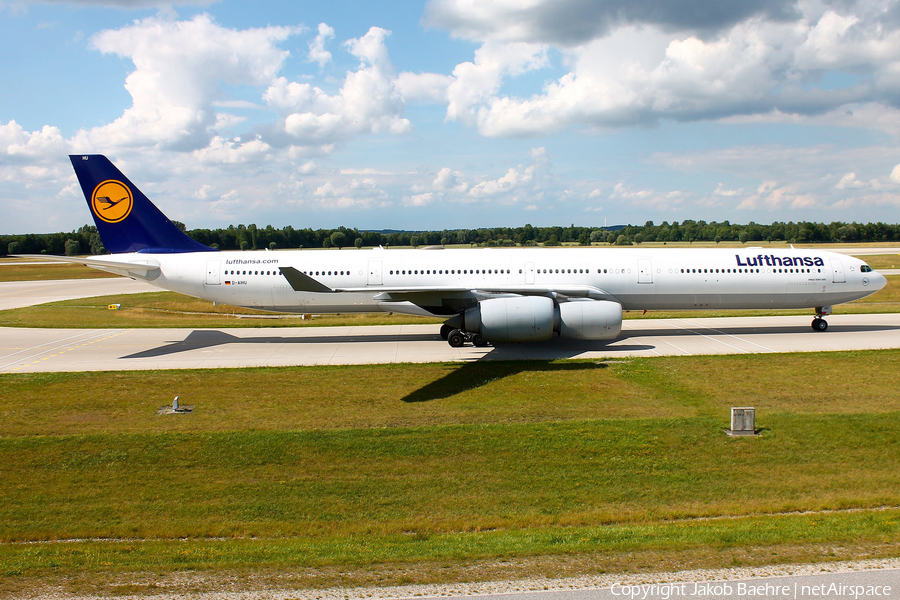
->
xmin=12 ymin=254 xmax=160 ymax=273
xmin=279 ymin=266 xmax=334 ymax=293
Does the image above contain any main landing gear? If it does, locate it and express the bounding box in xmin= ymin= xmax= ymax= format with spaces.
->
xmin=440 ymin=324 xmax=490 ymax=348
xmin=811 ymin=306 xmax=831 ymax=332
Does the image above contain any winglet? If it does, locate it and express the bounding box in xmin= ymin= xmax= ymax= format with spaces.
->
xmin=279 ymin=266 xmax=334 ymax=293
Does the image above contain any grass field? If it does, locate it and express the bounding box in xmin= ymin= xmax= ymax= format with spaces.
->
xmin=0 ymin=262 xmax=120 ymax=282
xmin=857 ymin=254 xmax=900 ymax=269
xmin=1 ymin=351 xmax=899 ymax=596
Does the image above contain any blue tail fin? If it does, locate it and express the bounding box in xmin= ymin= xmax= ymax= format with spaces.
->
xmin=69 ymin=154 xmax=215 ymax=254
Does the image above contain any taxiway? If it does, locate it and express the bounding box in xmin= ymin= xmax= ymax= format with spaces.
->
xmin=2 ymin=312 xmax=899 ymax=373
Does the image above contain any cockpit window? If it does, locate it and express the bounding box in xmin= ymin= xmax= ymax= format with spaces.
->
xmin=861 ymin=265 xmax=873 ymax=272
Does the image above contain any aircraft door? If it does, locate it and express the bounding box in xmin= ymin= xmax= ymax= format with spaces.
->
xmin=367 ymin=260 xmax=383 ymax=285
xmin=525 ymin=262 xmax=535 ymax=284
xmin=637 ymin=258 xmax=653 ymax=284
xmin=206 ymin=260 xmax=221 ymax=285
xmin=831 ymin=258 xmax=845 ymax=283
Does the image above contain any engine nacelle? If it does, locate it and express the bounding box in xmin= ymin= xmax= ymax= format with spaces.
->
xmin=464 ymin=296 xmax=554 ymax=342
xmin=556 ymin=300 xmax=623 ymax=340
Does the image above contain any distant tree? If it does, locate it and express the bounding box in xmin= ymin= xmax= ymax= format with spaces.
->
xmin=269 ymin=242 xmax=277 ymax=250
xmin=64 ymin=239 xmax=80 ymax=256
xmin=7 ymin=241 xmax=21 ymax=255
xmin=330 ymin=231 xmax=348 ymax=248
xmin=578 ymin=232 xmax=591 ymax=246
xmin=714 ymin=235 xmax=722 ymax=244
xmin=739 ymin=231 xmax=749 ymax=244
xmin=410 ymin=235 xmax=420 ymax=248
xmin=440 ymin=236 xmax=449 ymax=246
xmin=89 ymin=233 xmax=105 ymax=255
xmin=607 ymin=233 xmax=617 ymax=245
xmin=616 ymin=234 xmax=628 ymax=246
xmin=544 ymin=234 xmax=560 ymax=247
xmin=323 ymin=237 xmax=333 ymax=249
xmin=240 ymin=240 xmax=251 ymax=251
xmin=354 ymin=237 xmax=363 ymax=249
xmin=173 ymin=220 xmax=187 ymax=233
xmin=633 ymin=233 xmax=643 ymax=245
xmin=590 ymin=230 xmax=605 ymax=243
xmin=836 ymin=225 xmax=859 ymax=242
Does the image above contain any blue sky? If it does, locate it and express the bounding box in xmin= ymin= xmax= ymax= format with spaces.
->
xmin=2 ymin=0 xmax=900 ymax=234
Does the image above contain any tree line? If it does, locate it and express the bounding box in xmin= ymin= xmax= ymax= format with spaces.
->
xmin=4 ymin=219 xmax=900 ymax=256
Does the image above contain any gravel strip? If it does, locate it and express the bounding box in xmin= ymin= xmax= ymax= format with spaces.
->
xmin=31 ymin=557 xmax=900 ymax=600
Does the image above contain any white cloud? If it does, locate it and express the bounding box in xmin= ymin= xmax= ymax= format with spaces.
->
xmin=736 ymin=180 xmax=818 ymax=211
xmin=0 ymin=120 xmax=69 ymax=161
xmin=446 ymin=41 xmax=549 ymax=126
xmin=432 ymin=167 xmax=468 ymax=192
xmin=308 ymin=23 xmax=335 ymax=68
xmin=395 ymin=72 xmax=454 ymax=103
xmin=84 ymin=14 xmax=299 ymax=151
xmin=265 ymin=27 xmax=413 ymax=149
xmin=429 ymin=1 xmax=900 ymax=137
xmin=192 ymin=135 xmax=271 ymax=165
xmin=405 ymin=192 xmax=434 ymax=206
xmin=194 ymin=184 xmax=213 ymax=199
xmin=713 ymin=183 xmax=742 ymax=197
xmin=835 ymin=172 xmax=866 ymax=189
xmin=297 ymin=161 xmax=318 ymax=174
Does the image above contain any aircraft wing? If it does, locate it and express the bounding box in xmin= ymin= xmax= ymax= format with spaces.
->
xmin=279 ymin=267 xmax=618 ymax=304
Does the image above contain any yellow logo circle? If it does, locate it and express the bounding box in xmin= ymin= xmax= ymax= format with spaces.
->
xmin=91 ymin=180 xmax=133 ymax=224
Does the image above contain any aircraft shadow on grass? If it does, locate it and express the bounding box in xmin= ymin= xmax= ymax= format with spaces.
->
xmin=119 ymin=330 xmax=654 ymax=402
xmin=400 ymin=359 xmax=612 ymax=403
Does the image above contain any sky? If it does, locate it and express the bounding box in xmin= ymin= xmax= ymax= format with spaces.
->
xmin=3 ymin=0 xmax=900 ymax=234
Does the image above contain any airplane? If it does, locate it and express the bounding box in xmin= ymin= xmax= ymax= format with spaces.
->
xmin=20 ymin=154 xmax=889 ymax=346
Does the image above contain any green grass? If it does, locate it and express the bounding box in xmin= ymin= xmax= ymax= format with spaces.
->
xmin=2 ymin=414 xmax=898 ymax=543
xmin=3 ymin=352 xmax=900 ymax=436
xmin=1 ymin=351 xmax=900 ymax=595
xmin=856 ymin=254 xmax=900 ymax=270
xmin=0 ymin=262 xmax=119 ymax=282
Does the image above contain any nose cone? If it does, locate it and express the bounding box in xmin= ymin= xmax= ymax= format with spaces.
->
xmin=872 ymin=271 xmax=888 ymax=291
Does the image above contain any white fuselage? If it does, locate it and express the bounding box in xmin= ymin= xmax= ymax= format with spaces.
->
xmin=96 ymin=246 xmax=886 ymax=316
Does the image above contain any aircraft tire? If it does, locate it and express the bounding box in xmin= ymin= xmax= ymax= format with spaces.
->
xmin=472 ymin=334 xmax=489 ymax=347
xmin=440 ymin=324 xmax=454 ymax=340
xmin=447 ymin=330 xmax=466 ymax=347
xmin=812 ymin=318 xmax=828 ymax=332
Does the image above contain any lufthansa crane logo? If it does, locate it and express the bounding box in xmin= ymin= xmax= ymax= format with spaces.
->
xmin=91 ymin=180 xmax=133 ymax=223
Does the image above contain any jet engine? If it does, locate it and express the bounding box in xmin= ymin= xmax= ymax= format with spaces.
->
xmin=556 ymin=299 xmax=623 ymax=340
xmin=447 ymin=296 xmax=623 ymax=344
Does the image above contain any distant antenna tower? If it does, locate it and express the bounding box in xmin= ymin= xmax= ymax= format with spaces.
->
xmin=604 ymin=217 xmax=607 ymax=228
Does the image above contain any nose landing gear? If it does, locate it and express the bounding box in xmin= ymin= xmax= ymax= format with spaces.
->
xmin=811 ymin=306 xmax=832 ymax=332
